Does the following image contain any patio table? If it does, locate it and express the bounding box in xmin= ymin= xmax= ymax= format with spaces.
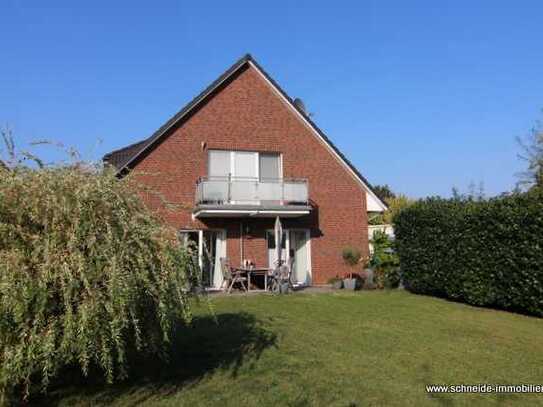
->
xmin=235 ymin=267 xmax=271 ymax=292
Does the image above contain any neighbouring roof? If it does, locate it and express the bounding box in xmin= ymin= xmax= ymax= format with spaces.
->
xmin=103 ymin=139 xmax=148 ymax=169
xmin=103 ymin=54 xmax=388 ymax=211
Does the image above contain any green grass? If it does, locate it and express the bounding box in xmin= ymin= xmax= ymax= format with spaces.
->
xmin=43 ymin=291 xmax=543 ymax=406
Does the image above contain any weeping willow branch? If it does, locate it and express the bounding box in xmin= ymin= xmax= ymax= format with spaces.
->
xmin=0 ymin=141 xmax=201 ymax=403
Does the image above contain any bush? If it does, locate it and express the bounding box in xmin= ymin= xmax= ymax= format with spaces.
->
xmin=394 ymin=189 xmax=543 ymax=316
xmin=373 ymin=267 xmax=401 ymax=289
xmin=0 ymin=164 xmax=200 ymax=402
xmin=370 ymin=230 xmax=400 ymax=289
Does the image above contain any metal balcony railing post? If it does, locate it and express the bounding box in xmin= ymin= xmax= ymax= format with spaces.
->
xmin=227 ymin=174 xmax=231 ymax=203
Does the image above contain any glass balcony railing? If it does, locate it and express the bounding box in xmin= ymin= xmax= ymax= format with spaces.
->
xmin=195 ymin=176 xmax=309 ymax=206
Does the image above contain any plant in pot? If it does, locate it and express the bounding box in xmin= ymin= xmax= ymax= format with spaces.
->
xmin=328 ymin=275 xmax=343 ymax=289
xmin=341 ymin=246 xmax=362 ymax=290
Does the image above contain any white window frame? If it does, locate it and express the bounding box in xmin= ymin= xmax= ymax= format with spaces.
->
xmin=208 ymin=150 xmax=283 ymax=180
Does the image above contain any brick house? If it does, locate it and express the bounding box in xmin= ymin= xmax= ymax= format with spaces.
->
xmin=103 ymin=54 xmax=386 ymax=287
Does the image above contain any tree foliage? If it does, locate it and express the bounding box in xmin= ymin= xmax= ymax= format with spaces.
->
xmin=368 ymin=184 xmax=413 ymax=226
xmin=394 ymin=189 xmax=543 ymax=316
xmin=0 ymin=160 xmax=199 ymax=402
xmin=381 ymin=195 xmax=414 ymax=224
xmin=372 ymin=184 xmax=396 ymax=202
xmin=342 ymin=246 xmax=362 ymax=268
xmin=517 ymin=116 xmax=543 ymax=190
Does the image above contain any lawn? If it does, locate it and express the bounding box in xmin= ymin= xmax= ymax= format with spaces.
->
xmin=43 ymin=290 xmax=543 ymax=406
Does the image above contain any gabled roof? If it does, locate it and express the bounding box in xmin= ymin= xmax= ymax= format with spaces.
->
xmin=103 ymin=54 xmax=387 ymax=211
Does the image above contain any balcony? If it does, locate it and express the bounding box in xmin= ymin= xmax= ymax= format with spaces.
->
xmin=193 ymin=176 xmax=311 ymax=218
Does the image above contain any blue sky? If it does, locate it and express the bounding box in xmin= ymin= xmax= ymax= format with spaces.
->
xmin=1 ymin=1 xmax=542 ymax=197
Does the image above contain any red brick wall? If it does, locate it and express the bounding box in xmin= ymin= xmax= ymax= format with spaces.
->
xmin=131 ymin=64 xmax=369 ymax=284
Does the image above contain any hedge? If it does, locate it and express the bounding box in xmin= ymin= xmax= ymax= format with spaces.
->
xmin=394 ymin=188 xmax=543 ymax=316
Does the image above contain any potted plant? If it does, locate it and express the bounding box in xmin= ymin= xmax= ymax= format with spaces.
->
xmin=328 ymin=276 xmax=343 ymax=289
xmin=342 ymin=246 xmax=362 ymax=290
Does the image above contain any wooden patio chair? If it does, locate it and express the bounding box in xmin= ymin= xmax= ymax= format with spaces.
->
xmin=220 ymin=257 xmax=247 ymax=294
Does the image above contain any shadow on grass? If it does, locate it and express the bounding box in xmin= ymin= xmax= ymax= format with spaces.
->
xmin=34 ymin=312 xmax=277 ymax=405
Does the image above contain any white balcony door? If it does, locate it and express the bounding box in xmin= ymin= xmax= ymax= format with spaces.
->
xmin=259 ymin=154 xmax=282 ymax=203
xmin=232 ymin=151 xmax=258 ymax=179
xmin=231 ymin=151 xmax=258 ymax=204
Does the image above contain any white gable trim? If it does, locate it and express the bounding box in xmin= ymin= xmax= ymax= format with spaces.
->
xmin=248 ymin=61 xmax=387 ymax=212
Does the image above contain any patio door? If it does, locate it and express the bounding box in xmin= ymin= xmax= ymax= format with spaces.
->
xmin=180 ymin=229 xmax=226 ymax=290
xmin=266 ymin=229 xmax=311 ymax=285
xmin=290 ymin=230 xmax=311 ymax=285
xmin=202 ymin=230 xmax=227 ymax=289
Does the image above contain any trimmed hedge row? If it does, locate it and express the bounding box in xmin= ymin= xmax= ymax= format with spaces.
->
xmin=394 ymin=189 xmax=543 ymax=316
